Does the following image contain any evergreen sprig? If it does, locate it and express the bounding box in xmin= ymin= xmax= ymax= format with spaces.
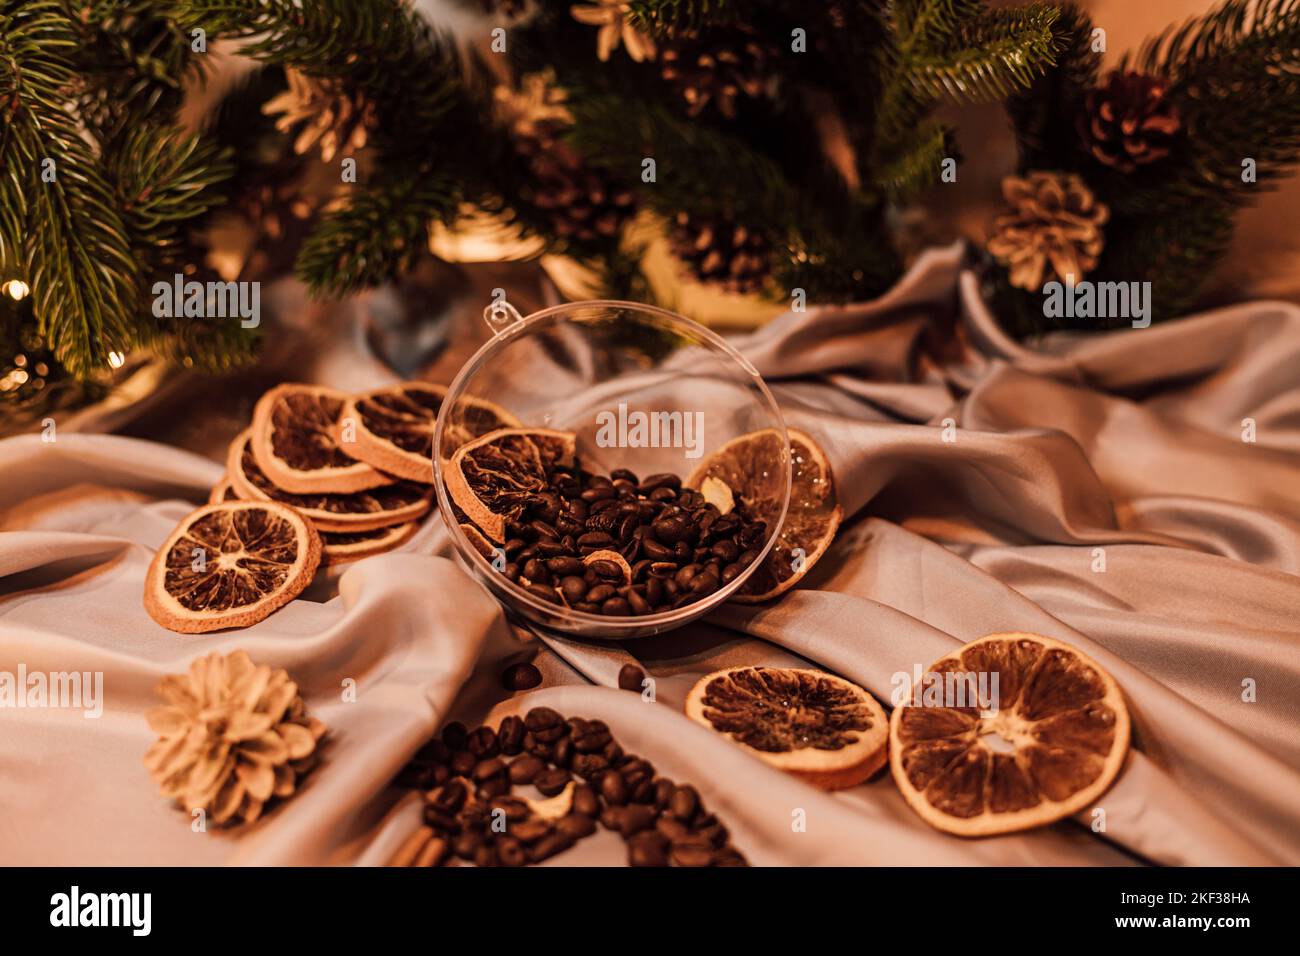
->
xmin=0 ymin=1 xmax=139 ymax=376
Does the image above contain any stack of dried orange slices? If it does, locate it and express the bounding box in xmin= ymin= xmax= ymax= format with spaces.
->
xmin=145 ymin=381 xmax=517 ymax=634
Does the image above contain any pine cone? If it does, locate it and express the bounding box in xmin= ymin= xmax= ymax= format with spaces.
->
xmin=670 ymin=211 xmax=772 ymax=293
xmin=263 ymin=68 xmax=378 ymax=163
xmin=987 ymin=172 xmax=1109 ymax=292
xmin=1079 ymin=71 xmax=1181 ymax=173
xmin=659 ymin=27 xmax=773 ymax=119
xmin=144 ymin=650 xmax=327 ymax=826
xmin=497 ymin=74 xmax=635 ymax=244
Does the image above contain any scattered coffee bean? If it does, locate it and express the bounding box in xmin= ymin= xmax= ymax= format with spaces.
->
xmin=393 ymin=711 xmax=748 ymax=867
xmin=618 ymin=663 xmax=646 ymax=692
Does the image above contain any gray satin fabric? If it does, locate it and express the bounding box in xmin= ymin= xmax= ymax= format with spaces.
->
xmin=2 ymin=244 xmax=1296 ymax=865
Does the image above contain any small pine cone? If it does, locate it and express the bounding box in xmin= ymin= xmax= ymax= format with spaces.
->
xmin=144 ymin=650 xmax=327 ymax=826
xmin=986 ymin=172 xmax=1109 ymax=292
xmin=263 ymin=68 xmax=378 ymax=163
xmin=525 ymin=149 xmax=636 ymax=243
xmin=659 ymin=26 xmax=774 ymax=119
xmin=1079 ymin=71 xmax=1181 ymax=173
xmin=670 ymin=211 xmax=772 ymax=294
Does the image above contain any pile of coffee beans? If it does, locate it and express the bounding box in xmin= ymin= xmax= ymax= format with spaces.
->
xmin=494 ymin=468 xmax=767 ymax=616
xmin=392 ymin=707 xmax=748 ymax=867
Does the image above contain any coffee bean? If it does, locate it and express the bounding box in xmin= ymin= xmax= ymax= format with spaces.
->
xmin=626 ymin=589 xmax=651 ymax=615
xmin=645 ymin=576 xmax=664 ymax=606
xmin=508 ymin=754 xmax=545 ymax=784
xmin=449 ymin=750 xmax=476 ymax=776
xmin=586 ymin=583 xmax=616 ymax=603
xmin=526 ymin=832 xmax=574 ymax=863
xmin=627 ymin=830 xmax=670 ymax=867
xmin=535 ymin=768 xmax=571 ymax=796
xmin=577 ymin=531 xmax=614 ymax=549
xmin=525 ymin=707 xmax=563 ymax=732
xmin=588 ymin=559 xmax=625 ymax=581
xmin=639 ymin=473 xmax=681 ymax=493
xmin=570 ymin=753 xmax=609 ymax=778
xmin=653 ymin=778 xmax=675 ymax=809
xmin=721 ymin=562 xmax=742 ymax=584
xmin=472 ymin=757 xmax=506 ymax=784
xmin=441 ymin=722 xmax=468 ymax=750
xmin=496 ymin=835 xmax=526 ymax=867
xmin=600 ymin=770 xmax=628 ymax=806
xmin=670 ymin=785 xmax=699 ymax=821
xmin=689 ymin=570 xmax=720 ymax=596
xmin=501 ymin=662 xmax=543 ymax=693
xmin=535 ymin=540 xmax=569 ymax=558
xmin=547 ymin=556 xmax=583 ymax=576
xmin=551 ymin=735 xmax=573 ymax=768
xmin=556 ymin=813 xmax=597 ymax=840
xmin=670 ymin=844 xmax=714 ymax=867
xmin=522 ymin=558 xmax=548 ymax=583
xmin=674 ymin=563 xmax=700 ymax=588
xmin=600 ymin=595 xmax=629 ymax=615
xmin=467 ymin=726 xmax=498 ymax=759
xmin=510 ymin=818 xmax=552 ymax=844
xmin=524 ymin=582 xmax=560 ymax=604
xmin=651 ymin=512 xmax=693 ymax=544
xmin=430 ymin=779 xmax=469 ymax=814
xmin=560 ymin=576 xmax=589 ymax=603
xmin=618 ymin=663 xmax=646 ymax=692
xmin=452 ymin=831 xmax=482 ymax=860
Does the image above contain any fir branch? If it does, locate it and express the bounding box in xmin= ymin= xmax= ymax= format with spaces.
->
xmin=0 ymin=1 xmax=139 ymax=376
xmin=175 ymin=0 xmax=460 ymax=144
xmin=1004 ymin=2 xmax=1099 ymax=173
xmin=872 ymin=121 xmax=955 ymax=201
xmin=1128 ymin=0 xmax=1300 ymax=80
xmin=108 ymin=125 xmax=234 ymax=266
xmin=626 ymin=0 xmax=735 ymax=36
xmin=295 ymin=163 xmax=463 ymax=297
xmin=905 ymin=4 xmax=1063 ymax=102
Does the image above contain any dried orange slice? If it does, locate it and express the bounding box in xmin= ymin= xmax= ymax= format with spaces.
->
xmin=685 ymin=666 xmax=888 ymax=790
xmin=228 ymin=430 xmax=431 ymax=532
xmin=208 ymin=476 xmax=238 ymax=504
xmin=320 ymin=522 xmax=417 ymax=566
xmin=687 ymin=427 xmax=841 ymax=603
xmin=889 ymin=632 xmax=1130 ymax=837
xmin=250 ymin=383 xmax=391 ymax=494
xmin=144 ymin=500 xmax=321 ymax=633
xmin=343 ymin=382 xmax=520 ymax=482
xmin=443 ymin=427 xmax=576 ymax=543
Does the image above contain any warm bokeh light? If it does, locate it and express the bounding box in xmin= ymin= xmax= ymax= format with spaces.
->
xmin=3 ymin=279 xmax=30 ymax=300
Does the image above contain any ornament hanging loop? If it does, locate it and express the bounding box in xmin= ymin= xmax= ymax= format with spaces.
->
xmin=483 ymin=296 xmax=523 ymax=336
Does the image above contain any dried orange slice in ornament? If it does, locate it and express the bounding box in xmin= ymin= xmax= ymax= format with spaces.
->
xmin=444 ymin=427 xmax=576 ymax=542
xmin=250 ymin=383 xmax=391 ymax=494
xmin=889 ymin=632 xmax=1130 ymax=837
xmin=144 ymin=500 xmax=321 ymax=633
xmin=228 ymin=429 xmax=431 ymax=532
xmin=687 ymin=427 xmax=841 ymax=602
xmin=343 ymin=381 xmax=520 ymax=482
xmin=685 ymin=666 xmax=888 ymax=790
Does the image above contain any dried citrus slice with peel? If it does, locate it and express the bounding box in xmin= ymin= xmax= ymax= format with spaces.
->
xmin=687 ymin=427 xmax=841 ymax=603
xmin=686 ymin=666 xmax=888 ymax=790
xmin=320 ymin=522 xmax=417 ymax=566
xmin=251 ymin=383 xmax=391 ymax=494
xmin=144 ymin=500 xmax=321 ymax=633
xmin=889 ymin=632 xmax=1130 ymax=837
xmin=228 ymin=430 xmax=431 ymax=532
xmin=343 ymin=382 xmax=520 ymax=483
xmin=444 ymin=427 xmax=576 ymax=543
xmin=208 ymin=476 xmax=237 ymax=504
